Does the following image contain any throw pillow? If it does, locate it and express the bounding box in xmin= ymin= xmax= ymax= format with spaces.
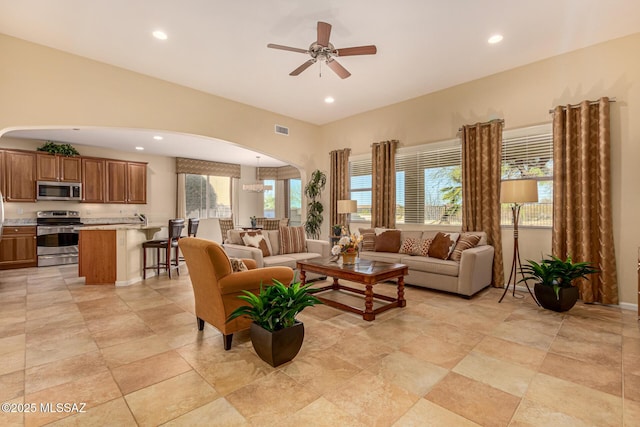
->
xmin=242 ymin=233 xmax=271 ymax=258
xmin=229 ymin=258 xmax=248 ymax=272
xmin=399 ymin=237 xmax=419 ymax=255
xmin=417 ymin=238 xmax=433 ymax=257
xmin=375 ymin=229 xmax=402 ymax=252
xmin=359 ymin=228 xmax=376 ymax=251
xmin=449 ymin=233 xmax=481 ymax=262
xmin=279 ymin=226 xmax=306 ymax=254
xmin=428 ymin=232 xmax=460 ymax=260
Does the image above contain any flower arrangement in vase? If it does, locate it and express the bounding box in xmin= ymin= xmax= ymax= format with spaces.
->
xmin=331 ymin=233 xmax=363 ymax=265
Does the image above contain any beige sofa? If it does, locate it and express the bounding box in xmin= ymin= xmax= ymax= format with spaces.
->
xmin=358 ymin=230 xmax=494 ymax=297
xmin=222 ymin=229 xmax=331 ymax=279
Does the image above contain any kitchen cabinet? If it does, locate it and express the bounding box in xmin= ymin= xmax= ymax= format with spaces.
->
xmin=36 ymin=153 xmax=82 ymax=182
xmin=78 ymin=229 xmax=116 ymax=284
xmin=127 ymin=162 xmax=147 ymax=204
xmin=4 ymin=150 xmax=37 ymax=202
xmin=82 ymin=158 xmax=106 ymax=203
xmin=106 ymin=160 xmax=147 ymax=204
xmin=0 ymin=226 xmax=37 ymax=269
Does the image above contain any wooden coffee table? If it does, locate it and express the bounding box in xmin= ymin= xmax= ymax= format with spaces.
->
xmin=297 ymin=258 xmax=409 ymax=321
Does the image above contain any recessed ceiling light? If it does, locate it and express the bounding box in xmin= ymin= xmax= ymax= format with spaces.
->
xmin=488 ymin=34 xmax=503 ymax=44
xmin=135 ymin=146 xmax=144 ymax=151
xmin=325 ymin=96 xmax=335 ymax=104
xmin=153 ymin=135 xmax=163 ymax=140
xmin=152 ymin=30 xmax=168 ymax=41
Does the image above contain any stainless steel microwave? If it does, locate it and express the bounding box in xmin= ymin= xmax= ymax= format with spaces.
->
xmin=37 ymin=181 xmax=82 ymax=201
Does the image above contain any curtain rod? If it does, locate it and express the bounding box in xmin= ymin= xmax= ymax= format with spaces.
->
xmin=548 ymin=97 xmax=616 ymax=114
xmin=457 ymin=118 xmax=504 ymax=134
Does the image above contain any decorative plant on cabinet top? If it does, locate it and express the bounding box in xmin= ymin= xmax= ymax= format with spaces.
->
xmin=37 ymin=141 xmax=80 ymax=157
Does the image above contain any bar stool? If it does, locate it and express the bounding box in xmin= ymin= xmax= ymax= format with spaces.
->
xmin=187 ymin=218 xmax=199 ymax=237
xmin=142 ymin=219 xmax=185 ymax=279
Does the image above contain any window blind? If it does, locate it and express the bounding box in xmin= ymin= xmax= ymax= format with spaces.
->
xmin=501 ymin=127 xmax=553 ymax=180
xmin=396 ymin=142 xmax=461 ymax=224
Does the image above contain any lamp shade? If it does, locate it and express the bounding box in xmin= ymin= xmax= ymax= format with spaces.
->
xmin=337 ymin=199 xmax=357 ymax=214
xmin=500 ymin=180 xmax=539 ymax=204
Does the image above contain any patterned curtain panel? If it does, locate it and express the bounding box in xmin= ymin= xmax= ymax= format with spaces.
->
xmin=552 ymin=97 xmax=618 ymax=304
xmin=329 ymin=148 xmax=351 ymax=228
xmin=461 ymin=121 xmax=504 ymax=287
xmin=257 ymin=165 xmax=300 ymax=180
xmin=175 ymin=157 xmax=241 ymax=178
xmin=176 ymin=173 xmax=187 ymax=219
xmin=372 ymin=140 xmax=399 ymax=228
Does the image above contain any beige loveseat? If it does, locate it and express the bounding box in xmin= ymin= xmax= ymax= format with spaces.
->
xmin=358 ymin=229 xmax=494 ymax=297
xmin=222 ymin=229 xmax=331 ymax=279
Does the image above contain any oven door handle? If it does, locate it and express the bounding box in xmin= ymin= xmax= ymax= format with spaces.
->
xmin=37 ymin=226 xmax=79 ymax=236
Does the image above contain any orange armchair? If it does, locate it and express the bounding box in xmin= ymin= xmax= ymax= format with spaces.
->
xmin=178 ymin=237 xmax=294 ymax=350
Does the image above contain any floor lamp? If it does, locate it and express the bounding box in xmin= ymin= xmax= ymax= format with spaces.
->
xmin=337 ymin=200 xmax=357 ymax=234
xmin=499 ymin=179 xmax=540 ymax=305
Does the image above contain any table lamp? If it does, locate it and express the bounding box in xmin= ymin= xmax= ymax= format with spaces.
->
xmin=337 ymin=199 xmax=357 ymax=234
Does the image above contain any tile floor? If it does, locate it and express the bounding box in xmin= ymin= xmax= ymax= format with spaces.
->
xmin=0 ymin=264 xmax=638 ymax=426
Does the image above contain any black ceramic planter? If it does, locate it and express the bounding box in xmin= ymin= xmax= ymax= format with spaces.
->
xmin=250 ymin=321 xmax=305 ymax=367
xmin=534 ymin=283 xmax=579 ymax=312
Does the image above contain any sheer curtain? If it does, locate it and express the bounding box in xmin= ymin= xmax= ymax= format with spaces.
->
xmin=552 ymin=97 xmax=618 ymax=304
xmin=330 ymin=148 xmax=351 ymax=228
xmin=372 ymin=140 xmax=398 ymax=228
xmin=460 ymin=120 xmax=504 ymax=287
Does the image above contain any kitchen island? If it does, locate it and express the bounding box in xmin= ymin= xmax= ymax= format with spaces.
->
xmin=77 ymin=223 xmax=164 ymax=285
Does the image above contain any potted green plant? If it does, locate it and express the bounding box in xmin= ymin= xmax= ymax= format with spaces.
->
xmin=332 ymin=224 xmax=343 ymax=237
xmin=304 ymin=169 xmax=326 ymax=240
xmin=37 ymin=141 xmax=80 ymax=156
xmin=226 ymin=280 xmax=322 ymax=367
xmin=519 ymin=255 xmax=599 ymax=312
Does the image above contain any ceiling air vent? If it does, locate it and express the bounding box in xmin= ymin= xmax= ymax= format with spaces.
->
xmin=275 ymin=124 xmax=289 ymax=136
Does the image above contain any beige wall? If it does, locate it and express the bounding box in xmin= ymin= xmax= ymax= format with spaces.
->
xmin=1 ymin=31 xmax=638 ymax=305
xmin=0 ymin=33 xmax=321 ymax=182
xmin=320 ymin=33 xmax=640 ymax=306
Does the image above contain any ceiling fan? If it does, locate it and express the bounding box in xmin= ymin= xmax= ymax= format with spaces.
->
xmin=267 ymin=21 xmax=377 ymax=79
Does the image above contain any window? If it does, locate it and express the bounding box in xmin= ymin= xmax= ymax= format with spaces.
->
xmin=287 ymin=178 xmax=302 ymax=226
xmin=349 ymin=158 xmax=372 ymax=222
xmin=501 ymin=124 xmax=553 ymax=227
xmin=185 ymin=174 xmax=232 ymax=219
xmin=396 ymin=141 xmax=462 ymax=225
xmin=263 ymin=180 xmax=276 ymax=218
xmin=348 ymin=124 xmax=552 ymax=227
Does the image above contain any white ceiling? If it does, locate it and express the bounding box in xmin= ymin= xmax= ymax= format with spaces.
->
xmin=1 ymin=0 xmax=639 ymax=164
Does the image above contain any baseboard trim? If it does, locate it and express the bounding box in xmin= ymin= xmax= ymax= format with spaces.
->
xmin=511 ymin=284 xmax=638 ymax=312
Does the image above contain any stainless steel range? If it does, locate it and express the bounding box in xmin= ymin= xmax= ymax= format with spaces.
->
xmin=36 ymin=210 xmax=82 ymax=267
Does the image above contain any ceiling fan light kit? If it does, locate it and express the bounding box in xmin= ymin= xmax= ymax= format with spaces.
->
xmin=267 ymin=21 xmax=377 ymax=79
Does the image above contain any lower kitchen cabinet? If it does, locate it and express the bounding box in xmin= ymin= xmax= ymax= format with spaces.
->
xmin=0 ymin=226 xmax=37 ymax=269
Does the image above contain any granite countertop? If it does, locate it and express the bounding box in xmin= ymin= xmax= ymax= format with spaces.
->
xmin=76 ymin=223 xmax=164 ymax=231
xmin=2 ymin=216 xmax=154 ymax=228
xmin=2 ymin=218 xmax=37 ymax=226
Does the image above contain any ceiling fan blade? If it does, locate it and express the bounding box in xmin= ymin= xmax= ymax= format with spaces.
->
xmin=267 ymin=43 xmax=307 ymax=54
xmin=289 ymin=59 xmax=316 ymax=76
xmin=335 ymin=45 xmax=377 ymax=56
xmin=317 ymin=21 xmax=332 ymax=47
xmin=326 ymin=58 xmax=351 ymax=79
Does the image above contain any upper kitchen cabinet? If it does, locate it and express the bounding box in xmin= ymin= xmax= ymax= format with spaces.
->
xmin=36 ymin=153 xmax=82 ymax=182
xmin=81 ymin=157 xmax=106 ymax=203
xmin=4 ymin=150 xmax=37 ymax=202
xmin=105 ymin=160 xmax=147 ymax=204
xmin=127 ymin=162 xmax=147 ymax=204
